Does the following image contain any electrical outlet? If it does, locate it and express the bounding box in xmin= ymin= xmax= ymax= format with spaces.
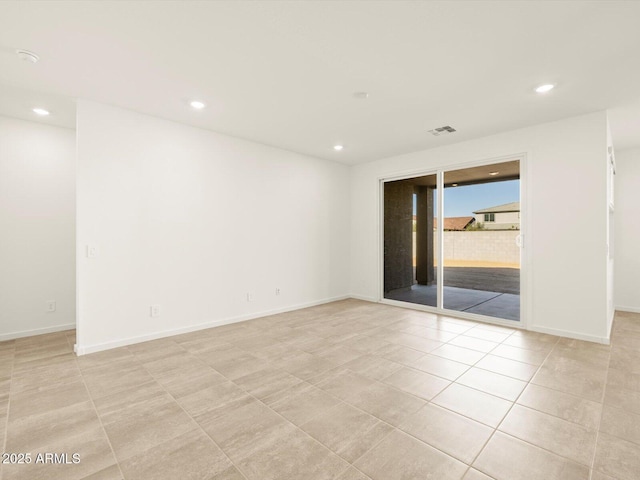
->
xmin=86 ymin=245 xmax=99 ymax=258
xmin=246 ymin=292 xmax=254 ymax=302
xmin=275 ymin=288 xmax=281 ymax=296
xmin=150 ymin=305 xmax=161 ymax=317
xmin=46 ymin=301 xmax=56 ymax=312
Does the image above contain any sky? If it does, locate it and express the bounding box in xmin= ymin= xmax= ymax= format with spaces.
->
xmin=413 ymin=179 xmax=520 ymax=217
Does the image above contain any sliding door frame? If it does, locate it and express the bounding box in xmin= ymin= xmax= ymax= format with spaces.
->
xmin=378 ymin=153 xmax=530 ymax=330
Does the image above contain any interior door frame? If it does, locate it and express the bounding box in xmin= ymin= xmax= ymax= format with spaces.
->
xmin=378 ymin=153 xmax=530 ymax=330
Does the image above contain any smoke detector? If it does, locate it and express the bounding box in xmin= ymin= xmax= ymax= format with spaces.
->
xmin=16 ymin=50 xmax=40 ymax=63
xmin=428 ymin=125 xmax=457 ymax=136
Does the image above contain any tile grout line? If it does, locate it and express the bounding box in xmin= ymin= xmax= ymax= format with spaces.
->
xmin=74 ymin=347 xmax=128 ymax=480
xmin=127 ymin=341 xmax=252 ymax=480
xmin=462 ymin=335 xmax=560 ymax=477
xmin=588 ymin=329 xmax=614 ymax=480
xmin=156 ymin=339 xmax=397 ymax=479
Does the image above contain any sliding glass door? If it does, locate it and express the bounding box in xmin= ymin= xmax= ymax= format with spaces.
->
xmin=383 ymin=160 xmax=521 ymax=322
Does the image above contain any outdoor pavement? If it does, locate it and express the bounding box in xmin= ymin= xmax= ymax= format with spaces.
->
xmin=385 ymin=284 xmax=520 ymax=321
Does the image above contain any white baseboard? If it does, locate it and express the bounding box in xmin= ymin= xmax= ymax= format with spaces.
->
xmin=0 ymin=323 xmax=75 ymax=342
xmin=528 ymin=324 xmax=610 ymax=345
xmin=76 ymin=295 xmax=350 ymax=356
xmin=349 ymin=293 xmax=379 ymax=303
xmin=616 ymin=305 xmax=640 ymax=314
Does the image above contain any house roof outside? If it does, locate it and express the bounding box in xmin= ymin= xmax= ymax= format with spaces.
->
xmin=413 ymin=215 xmax=475 ymax=231
xmin=474 ymin=201 xmax=520 ymax=214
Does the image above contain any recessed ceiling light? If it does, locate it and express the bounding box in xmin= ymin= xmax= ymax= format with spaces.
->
xmin=353 ymin=92 xmax=369 ymax=99
xmin=16 ymin=49 xmax=39 ymax=63
xmin=489 ymin=171 xmax=499 ymax=176
xmin=334 ymin=145 xmax=344 ymax=151
xmin=32 ymin=108 xmax=50 ymax=116
xmin=535 ymin=84 xmax=555 ymax=93
xmin=452 ymin=183 xmax=458 ymax=187
xmin=190 ymin=100 xmax=205 ymax=109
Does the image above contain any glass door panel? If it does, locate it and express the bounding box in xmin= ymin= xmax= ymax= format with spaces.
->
xmin=383 ymin=175 xmax=438 ymax=307
xmin=442 ymin=161 xmax=520 ymax=321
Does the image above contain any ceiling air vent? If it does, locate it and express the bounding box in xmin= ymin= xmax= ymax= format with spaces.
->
xmin=428 ymin=125 xmax=457 ymax=136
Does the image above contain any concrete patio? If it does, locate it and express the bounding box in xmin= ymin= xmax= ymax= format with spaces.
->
xmin=386 ymin=267 xmax=520 ymax=321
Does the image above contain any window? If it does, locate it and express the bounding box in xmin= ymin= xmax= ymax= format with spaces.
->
xmin=484 ymin=213 xmax=495 ymax=222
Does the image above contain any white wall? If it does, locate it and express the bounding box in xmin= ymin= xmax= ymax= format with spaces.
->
xmin=76 ymin=101 xmax=350 ymax=354
xmin=614 ymin=148 xmax=640 ymax=313
xmin=350 ymin=111 xmax=610 ymax=342
xmin=0 ymin=116 xmax=76 ymax=340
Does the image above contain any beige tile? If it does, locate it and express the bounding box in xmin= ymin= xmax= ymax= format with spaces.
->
xmin=99 ymin=392 xmax=196 ymax=461
xmin=348 ymin=380 xmax=426 ymax=427
xmin=400 ymin=403 xmax=493 ymax=464
xmin=206 ymin=347 xmax=266 ymax=380
xmin=609 ymin=347 xmax=640 ymax=374
xmin=82 ymin=359 xmax=156 ymax=400
xmin=77 ymin=347 xmax=136 ymax=371
xmin=593 ymin=432 xmax=640 ymax=480
xmin=449 ymin=336 xmax=499 ymax=353
xmin=604 ymin=384 xmax=640 ymax=415
xmin=411 ymin=353 xmax=470 ymax=380
xmin=337 ymin=334 xmax=393 ymax=355
xmin=8 ymin=378 xmax=91 ymax=421
xmin=532 ymin=365 xmax=605 ymax=402
xmin=10 ymin=354 xmax=81 ymax=394
xmin=2 ymin=425 xmax=117 ymax=480
xmin=276 ymin=351 xmax=341 ymax=380
xmin=313 ymin=343 xmax=363 ymax=365
xmin=178 ymin=380 xmax=253 ymax=423
xmin=590 ymin=472 xmax=617 ymax=480
xmin=335 ymin=467 xmax=372 ymax=480
xmin=300 ymin=402 xmax=393 ymax=462
xmin=399 ymin=325 xmax=458 ymax=342
xmin=475 ymin=355 xmax=538 ymax=382
xmin=473 ymin=432 xmax=589 ymax=480
xmin=431 ymin=319 xmax=474 ymax=334
xmin=233 ymin=366 xmax=303 ymax=399
xmin=155 ymin=365 xmax=227 ymax=399
xmin=431 ymin=344 xmax=486 ymax=365
xmin=464 ymin=327 xmax=513 ymax=343
xmin=199 ymin=400 xmax=295 ymax=461
xmin=118 ymin=429 xmax=239 ymax=480
xmin=491 ymin=344 xmax=548 ymax=365
xmin=382 ymin=366 xmax=450 ymax=400
xmin=607 ymin=367 xmax=640 ymax=392
xmin=314 ymin=370 xmax=376 ymax=403
xmin=499 ymin=405 xmax=597 ymax=466
xmin=140 ymin=350 xmax=209 ymax=378
xmin=503 ymin=333 xmax=558 ymax=351
xmin=517 ymin=384 xmax=602 ymax=430
xmin=548 ymin=344 xmax=610 ymax=369
xmin=387 ymin=332 xmax=444 ymax=353
xmin=266 ymin=382 xmax=341 ymax=426
xmin=82 ymin=464 xmax=125 ymax=480
xmin=93 ymin=381 xmax=166 ymax=417
xmin=463 ymin=469 xmax=494 ymax=480
xmin=355 ymin=429 xmax=468 ymax=480
xmin=432 ymin=383 xmax=512 ymax=428
xmin=340 ymin=355 xmax=403 ymax=381
xmin=5 ymin=401 xmax=102 ymax=453
xmin=599 ymin=404 xmax=640 ymax=446
xmin=235 ymin=427 xmax=350 ymax=480
xmin=128 ymin=339 xmax=186 ymax=364
xmin=376 ymin=344 xmax=425 ymax=365
xmin=457 ymin=368 xmax=526 ymax=401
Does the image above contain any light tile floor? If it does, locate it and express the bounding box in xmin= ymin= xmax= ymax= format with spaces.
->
xmin=1 ymin=300 xmax=639 ymax=480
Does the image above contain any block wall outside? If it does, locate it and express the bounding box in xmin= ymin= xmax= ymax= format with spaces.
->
xmin=413 ymin=230 xmax=520 ymax=267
